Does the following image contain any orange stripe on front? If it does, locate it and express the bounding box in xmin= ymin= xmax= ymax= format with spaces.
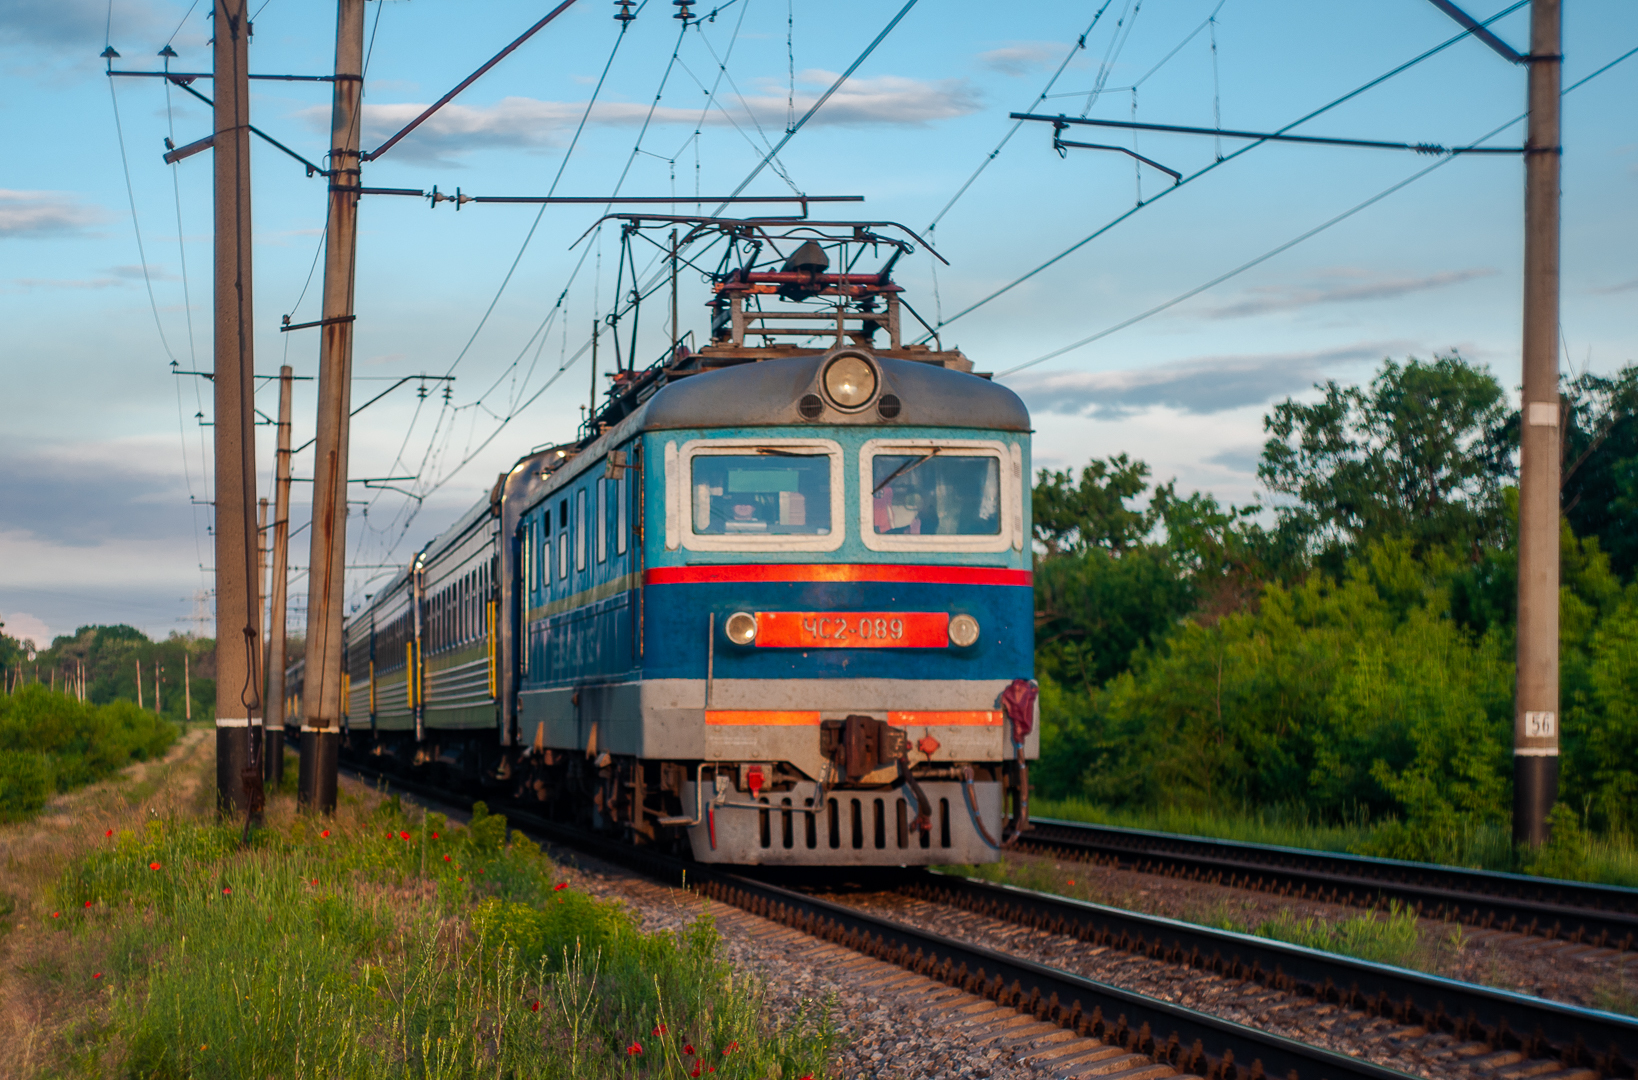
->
xmin=704 ymin=710 xmax=822 ymax=726
xmin=887 ymin=710 xmax=1003 ymax=726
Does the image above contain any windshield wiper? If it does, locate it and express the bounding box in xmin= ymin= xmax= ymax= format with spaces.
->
xmin=872 ymin=448 xmax=939 ymax=494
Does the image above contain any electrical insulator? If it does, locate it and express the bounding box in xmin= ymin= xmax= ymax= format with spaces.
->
xmin=673 ymin=0 xmax=694 ymax=23
xmin=612 ymin=0 xmax=635 ymax=23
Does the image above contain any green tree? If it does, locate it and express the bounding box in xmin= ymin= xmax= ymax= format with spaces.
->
xmin=1562 ymin=365 xmax=1638 ymax=580
xmin=1259 ymin=354 xmax=1512 ymax=563
xmin=1032 ymin=454 xmax=1157 ymax=556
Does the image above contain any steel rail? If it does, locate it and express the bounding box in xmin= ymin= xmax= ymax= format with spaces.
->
xmin=900 ymin=870 xmax=1638 ymax=1078
xmin=1018 ymin=819 xmax=1638 ymax=951
xmin=334 ymin=758 xmax=1412 ymax=1080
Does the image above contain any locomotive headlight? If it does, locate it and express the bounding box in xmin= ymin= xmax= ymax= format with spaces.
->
xmin=948 ymin=614 xmax=980 ymax=648
xmin=725 ymin=611 xmax=758 ymax=645
xmin=822 ymin=354 xmax=876 ymax=409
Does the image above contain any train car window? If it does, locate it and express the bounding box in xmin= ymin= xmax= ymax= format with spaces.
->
xmin=859 ymin=439 xmax=1016 ymax=552
xmin=690 ymin=454 xmax=831 ymax=535
xmin=595 ymin=477 xmax=608 ymax=564
xmin=616 ymin=468 xmax=628 ymax=555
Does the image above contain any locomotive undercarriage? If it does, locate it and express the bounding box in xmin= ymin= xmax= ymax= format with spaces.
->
xmin=334 ymin=724 xmax=1014 ymax=866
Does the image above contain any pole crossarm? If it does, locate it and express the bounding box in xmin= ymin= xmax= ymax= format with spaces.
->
xmin=1012 ymin=113 xmax=1523 ymax=156
xmin=141 ymin=73 xmax=331 ymax=175
xmin=107 ymin=69 xmax=340 ymax=81
xmin=1424 ymin=0 xmax=1526 ymax=63
xmin=361 ymin=0 xmax=580 ymax=162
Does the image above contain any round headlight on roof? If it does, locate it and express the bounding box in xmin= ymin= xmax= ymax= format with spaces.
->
xmin=822 ymin=353 xmax=877 ymax=410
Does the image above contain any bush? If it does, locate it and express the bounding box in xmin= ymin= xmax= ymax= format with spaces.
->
xmin=0 ymin=686 xmax=177 ymax=820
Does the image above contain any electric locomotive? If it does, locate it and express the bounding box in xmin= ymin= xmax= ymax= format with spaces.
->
xmin=299 ymin=218 xmax=1036 ymax=866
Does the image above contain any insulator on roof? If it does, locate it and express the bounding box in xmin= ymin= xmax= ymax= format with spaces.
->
xmin=673 ymin=0 xmax=695 ymax=23
xmin=613 ymin=0 xmax=636 ymax=23
xmin=781 ymin=240 xmax=830 ymax=275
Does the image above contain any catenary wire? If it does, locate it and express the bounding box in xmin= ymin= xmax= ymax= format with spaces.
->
xmin=997 ymin=41 xmax=1638 ymax=378
xmin=926 ymin=1 xmax=1118 ymax=235
xmin=919 ymin=0 xmax=1531 ymax=340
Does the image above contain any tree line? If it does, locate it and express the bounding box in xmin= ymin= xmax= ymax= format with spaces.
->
xmin=1032 ymin=354 xmax=1638 ymax=863
xmin=1 ymin=625 xmax=215 ymax=724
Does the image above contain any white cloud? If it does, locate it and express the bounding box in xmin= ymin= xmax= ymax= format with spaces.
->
xmin=0 ymin=611 xmax=52 ymax=649
xmin=1008 ymin=344 xmax=1395 ymax=419
xmin=978 ymin=42 xmax=1067 ymax=76
xmin=0 ymin=189 xmax=106 ymax=236
xmin=336 ymin=71 xmax=979 ymax=162
xmin=1205 ymin=268 xmax=1497 ymax=319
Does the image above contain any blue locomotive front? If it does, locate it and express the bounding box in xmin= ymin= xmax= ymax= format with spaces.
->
xmin=322 ymin=219 xmax=1036 ymax=866
xmin=509 ymin=346 xmax=1034 ymax=865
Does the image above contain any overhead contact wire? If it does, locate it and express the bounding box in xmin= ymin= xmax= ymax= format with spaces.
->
xmin=921 ymin=0 xmax=1531 ymax=339
xmin=999 ymin=40 xmax=1638 ymax=377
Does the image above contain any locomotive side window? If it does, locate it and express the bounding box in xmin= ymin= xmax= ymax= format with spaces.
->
xmin=615 ymin=468 xmax=628 ymax=555
xmin=859 ymin=438 xmax=1018 ymax=553
xmin=595 ymin=477 xmax=608 ymax=564
xmin=557 ymin=500 xmax=569 ymax=580
xmin=691 ymin=454 xmax=830 ymax=535
xmin=576 ymin=489 xmax=588 ymax=571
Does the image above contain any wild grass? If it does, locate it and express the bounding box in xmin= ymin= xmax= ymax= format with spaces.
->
xmin=0 ymin=686 xmax=177 ymax=822
xmin=5 ymin=757 xmax=833 ymax=1078
xmin=1030 ymin=796 xmax=1638 ymax=887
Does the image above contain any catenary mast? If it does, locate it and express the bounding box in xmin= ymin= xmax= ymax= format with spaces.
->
xmin=212 ymin=0 xmax=264 ymax=815
xmin=299 ymin=0 xmax=365 ymax=813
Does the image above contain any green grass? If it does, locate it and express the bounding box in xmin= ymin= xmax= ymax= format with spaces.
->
xmin=40 ymin=799 xmax=834 ymax=1078
xmin=1031 ymin=796 xmax=1638 ymax=887
xmin=0 ymin=686 xmax=177 ymax=822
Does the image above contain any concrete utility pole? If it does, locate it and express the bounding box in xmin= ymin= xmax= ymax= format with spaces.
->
xmin=213 ymin=0 xmax=264 ymax=816
xmin=1514 ymin=0 xmax=1562 ymax=846
xmin=212 ymin=0 xmax=263 ymax=816
xmin=300 ymin=0 xmax=364 ymax=813
xmin=266 ymin=365 xmax=294 ymax=787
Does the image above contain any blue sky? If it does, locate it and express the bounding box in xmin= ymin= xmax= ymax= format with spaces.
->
xmin=2 ymin=0 xmax=1635 ymax=645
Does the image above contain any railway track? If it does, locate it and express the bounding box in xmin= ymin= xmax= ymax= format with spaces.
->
xmin=1015 ymin=819 xmax=1638 ymax=952
xmin=340 ymin=759 xmax=1638 ymax=1080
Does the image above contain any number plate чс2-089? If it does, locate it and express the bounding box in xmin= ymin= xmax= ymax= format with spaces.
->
xmin=755 ymin=611 xmax=950 ymax=648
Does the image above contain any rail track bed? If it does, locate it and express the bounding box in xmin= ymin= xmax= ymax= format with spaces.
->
xmin=344 ymin=759 xmax=1638 ymax=1080
xmin=806 ymin=871 xmax=1638 ymax=1080
xmin=1018 ymin=820 xmax=1638 ymax=953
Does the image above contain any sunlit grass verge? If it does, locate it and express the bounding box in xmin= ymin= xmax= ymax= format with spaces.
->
xmin=45 ymin=799 xmax=833 ymax=1078
xmin=1030 ymin=796 xmax=1638 ymax=887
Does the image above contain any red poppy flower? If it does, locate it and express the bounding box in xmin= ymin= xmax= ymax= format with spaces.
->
xmin=431 ymin=832 xmax=439 ymax=839
xmin=51 ymin=912 xmax=59 ymax=918
xmin=222 ymin=887 xmax=232 ymax=895
xmin=1067 ymin=879 xmax=1076 ymax=886
xmin=93 ymin=973 xmax=101 ymax=979
xmin=652 ymin=1024 xmax=667 ymax=1036
xmin=531 ymin=1001 xmax=540 ymax=1012
xmin=690 ymin=1066 xmax=701 ymax=1078
xmin=457 ymin=878 xmax=463 ymax=883
xmin=321 ymin=830 xmax=330 ymax=838
xmin=444 ymin=854 xmax=451 ymax=862
xmin=683 ymin=1044 xmax=695 ymax=1056
xmin=149 ymin=862 xmax=161 ymax=871
xmin=400 ymin=831 xmax=410 ymax=841
xmin=722 ymin=1041 xmax=738 ymax=1055
xmin=553 ymin=882 xmax=567 ymax=892
xmin=626 ymin=1042 xmax=643 ymax=1056
xmin=104 ymin=829 xmax=113 ymax=838
xmin=311 ymin=879 xmax=318 ymax=886
xmin=84 ymin=900 xmax=92 ymax=908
